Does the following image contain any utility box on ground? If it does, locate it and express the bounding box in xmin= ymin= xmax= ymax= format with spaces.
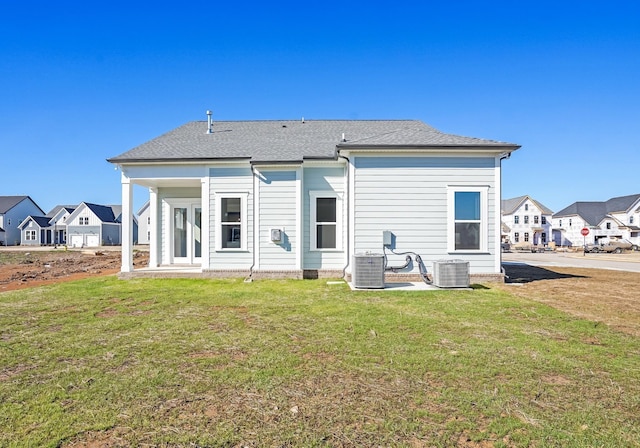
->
xmin=432 ymin=259 xmax=470 ymax=288
xmin=352 ymin=253 xmax=385 ymax=289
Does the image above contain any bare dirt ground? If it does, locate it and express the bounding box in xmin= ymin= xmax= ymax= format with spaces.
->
xmin=0 ymin=249 xmax=149 ymax=292
xmin=497 ymin=263 xmax=640 ymax=337
xmin=1 ymin=249 xmax=638 ymax=337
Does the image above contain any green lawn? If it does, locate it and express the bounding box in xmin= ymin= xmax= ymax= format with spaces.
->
xmin=1 ymin=277 xmax=639 ymax=447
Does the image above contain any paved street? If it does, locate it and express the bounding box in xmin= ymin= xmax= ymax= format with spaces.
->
xmin=502 ymin=250 xmax=640 ymax=273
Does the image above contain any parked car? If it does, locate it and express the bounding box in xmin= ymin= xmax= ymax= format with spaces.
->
xmin=585 ymin=239 xmax=638 ymax=254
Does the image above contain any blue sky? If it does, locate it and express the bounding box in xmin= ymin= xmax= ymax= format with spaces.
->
xmin=2 ymin=1 xmax=639 ymax=214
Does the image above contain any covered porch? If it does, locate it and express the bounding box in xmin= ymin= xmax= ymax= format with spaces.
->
xmin=118 ymin=166 xmax=210 ymax=274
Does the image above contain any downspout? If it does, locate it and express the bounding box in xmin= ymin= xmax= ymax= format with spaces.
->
xmin=499 ymin=152 xmax=511 ymax=280
xmin=245 ymin=164 xmax=258 ymax=282
xmin=337 ymin=150 xmax=350 ymax=279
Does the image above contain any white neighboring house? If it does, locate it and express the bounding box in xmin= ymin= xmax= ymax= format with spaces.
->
xmin=46 ymin=206 xmax=76 ymax=245
xmin=108 ymin=117 xmax=520 ymax=282
xmin=0 ymin=196 xmax=44 ymax=246
xmin=501 ymin=195 xmax=553 ymax=247
xmin=137 ymin=201 xmax=150 ymax=245
xmin=552 ymin=194 xmax=640 ymax=247
xmin=66 ymin=202 xmax=137 ymax=247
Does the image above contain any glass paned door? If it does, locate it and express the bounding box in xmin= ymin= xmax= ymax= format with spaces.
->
xmin=171 ymin=203 xmax=202 ymax=264
xmin=194 ymin=207 xmax=202 ymax=258
xmin=174 ymin=207 xmax=188 ymax=258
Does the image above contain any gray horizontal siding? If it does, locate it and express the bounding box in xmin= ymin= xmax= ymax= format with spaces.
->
xmin=258 ymin=170 xmax=297 ymax=269
xmin=303 ymin=166 xmax=346 ymax=270
xmin=353 ymin=156 xmax=498 ymax=274
xmin=210 ymin=167 xmax=253 ymax=269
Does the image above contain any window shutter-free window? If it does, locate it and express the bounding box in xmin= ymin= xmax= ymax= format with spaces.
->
xmin=214 ymin=193 xmax=248 ymax=251
xmin=310 ymin=191 xmax=342 ymax=251
xmin=454 ymin=191 xmax=481 ymax=250
xmin=316 ymin=197 xmax=336 ymax=249
xmin=221 ymin=197 xmax=242 ymax=249
xmin=448 ymin=186 xmax=488 ymax=252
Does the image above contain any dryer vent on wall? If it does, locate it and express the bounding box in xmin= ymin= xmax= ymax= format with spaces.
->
xmin=352 ymin=253 xmax=385 ymax=289
xmin=432 ymin=259 xmax=470 ymax=288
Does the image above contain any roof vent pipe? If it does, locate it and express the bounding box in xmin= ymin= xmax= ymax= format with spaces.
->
xmin=206 ymin=110 xmax=213 ymax=134
xmin=341 ymin=133 xmax=346 ymax=142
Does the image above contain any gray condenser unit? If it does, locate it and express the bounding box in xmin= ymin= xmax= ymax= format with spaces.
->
xmin=352 ymin=253 xmax=385 ymax=289
xmin=432 ymin=259 xmax=470 ymax=288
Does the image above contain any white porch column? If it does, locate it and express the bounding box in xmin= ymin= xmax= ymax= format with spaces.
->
xmin=149 ymin=187 xmax=159 ymax=267
xmin=201 ymin=177 xmax=210 ymax=270
xmin=121 ymin=174 xmax=134 ymax=272
xmin=295 ymin=166 xmax=303 ymax=270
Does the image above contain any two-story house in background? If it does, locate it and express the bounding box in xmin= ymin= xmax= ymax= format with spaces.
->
xmin=0 ymin=196 xmax=44 ymax=246
xmin=501 ymin=195 xmax=553 ymax=248
xmin=552 ymin=194 xmax=640 ymax=247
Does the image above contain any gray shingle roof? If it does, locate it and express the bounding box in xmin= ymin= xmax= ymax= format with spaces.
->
xmin=85 ymin=203 xmax=118 ymax=223
xmin=554 ymin=194 xmax=640 ymax=225
xmin=108 ymin=120 xmax=520 ymax=163
xmin=501 ymin=195 xmax=554 ymax=215
xmin=0 ymin=196 xmax=33 ymax=214
xmin=46 ymin=205 xmax=76 ymax=218
xmin=26 ymin=216 xmax=52 ymax=228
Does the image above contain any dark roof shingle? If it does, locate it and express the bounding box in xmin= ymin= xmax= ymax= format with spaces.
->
xmin=108 ymin=120 xmax=520 ymax=163
xmin=554 ymin=194 xmax=640 ymax=225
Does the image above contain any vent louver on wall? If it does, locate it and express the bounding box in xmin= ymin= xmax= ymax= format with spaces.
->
xmin=352 ymin=253 xmax=385 ymax=289
xmin=432 ymin=260 xmax=470 ymax=288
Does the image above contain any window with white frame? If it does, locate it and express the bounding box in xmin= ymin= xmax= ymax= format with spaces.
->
xmin=514 ymin=215 xmax=519 ymax=224
xmin=215 ymin=193 xmax=248 ymax=251
xmin=79 ymin=217 xmax=89 ymax=225
xmin=606 ymin=222 xmax=611 ymax=229
xmin=448 ymin=186 xmax=488 ymax=252
xmin=524 ymin=232 xmax=530 ymax=242
xmin=534 ymin=215 xmax=539 ymax=224
xmin=541 ymin=216 xmax=547 ymax=225
xmin=542 ymin=232 xmax=547 ymax=243
xmin=631 ymin=216 xmax=634 ymax=224
xmin=524 ymin=215 xmax=529 ymax=224
xmin=514 ymin=232 xmax=520 ymax=243
xmin=310 ymin=191 xmax=342 ymax=250
xmin=25 ymin=230 xmax=36 ymax=241
xmin=524 ymin=204 xmax=529 ymax=211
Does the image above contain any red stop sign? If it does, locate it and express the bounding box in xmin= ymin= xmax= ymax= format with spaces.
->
xmin=581 ymin=227 xmax=589 ymax=236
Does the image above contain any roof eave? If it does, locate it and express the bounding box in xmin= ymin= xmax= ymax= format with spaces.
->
xmin=337 ymin=144 xmax=521 ymax=153
xmin=107 ymin=157 xmax=252 ymax=165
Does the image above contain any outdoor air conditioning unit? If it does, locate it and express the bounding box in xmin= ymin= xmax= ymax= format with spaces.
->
xmin=352 ymin=253 xmax=385 ymax=289
xmin=432 ymin=259 xmax=470 ymax=288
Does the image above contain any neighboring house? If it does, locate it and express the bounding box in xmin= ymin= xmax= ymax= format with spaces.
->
xmin=501 ymin=195 xmax=553 ymax=247
xmin=66 ymin=202 xmax=136 ymax=247
xmin=137 ymin=201 xmax=151 ymax=245
xmin=19 ymin=216 xmax=55 ymax=246
xmin=0 ymin=196 xmax=44 ymax=246
xmin=552 ymin=194 xmax=640 ymax=247
xmin=46 ymin=205 xmax=76 ymax=245
xmin=108 ymin=118 xmax=520 ymax=282
xmin=19 ymin=205 xmax=76 ymax=246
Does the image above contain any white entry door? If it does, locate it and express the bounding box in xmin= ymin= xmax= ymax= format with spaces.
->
xmin=170 ymin=202 xmax=202 ymax=264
